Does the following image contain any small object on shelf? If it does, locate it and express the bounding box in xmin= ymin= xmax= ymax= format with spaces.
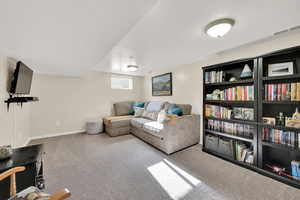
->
xmin=285 ymin=118 xmax=300 ymax=129
xmin=291 ymin=161 xmax=300 ymax=180
xmin=229 ymin=77 xmax=237 ymax=82
xmin=0 ymin=145 xmax=12 ymax=160
xmin=285 ymin=108 xmax=300 ymax=128
xmin=276 ymin=112 xmax=285 ymax=126
xmin=268 ymin=62 xmax=294 ymax=77
xmin=262 ymin=117 xmax=276 ymax=125
xmin=240 ymin=64 xmax=252 ymax=79
xmin=233 ymin=107 xmax=254 ymax=121
xmin=292 ymin=108 xmax=300 ymax=120
xmin=265 ymin=163 xmax=293 ymax=179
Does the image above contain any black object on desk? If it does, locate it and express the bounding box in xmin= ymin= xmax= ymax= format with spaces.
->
xmin=0 ymin=144 xmax=44 ymax=199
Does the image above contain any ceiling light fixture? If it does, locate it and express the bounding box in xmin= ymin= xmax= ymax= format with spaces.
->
xmin=127 ymin=65 xmax=139 ymax=72
xmin=126 ymin=56 xmax=139 ymax=72
xmin=205 ymin=18 xmax=235 ymax=38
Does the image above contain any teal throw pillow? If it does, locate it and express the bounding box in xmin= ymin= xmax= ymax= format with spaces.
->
xmin=130 ymin=102 xmax=145 ymax=115
xmin=167 ymin=104 xmax=183 ymax=116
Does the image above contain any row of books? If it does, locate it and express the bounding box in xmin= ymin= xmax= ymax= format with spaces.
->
xmin=205 ymin=71 xmax=225 ymax=83
xmin=205 ymin=104 xmax=254 ymax=121
xmin=235 ymin=142 xmax=254 ymax=164
xmin=205 ymin=104 xmax=232 ymax=119
xmin=206 ymin=86 xmax=254 ymax=101
xmin=207 ymin=119 xmax=254 ymax=139
xmin=264 ymin=83 xmax=300 ymax=101
xmin=262 ymin=128 xmax=296 ymax=147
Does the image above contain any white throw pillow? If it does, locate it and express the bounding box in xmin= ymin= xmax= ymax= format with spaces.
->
xmin=134 ymin=107 xmax=144 ymax=117
xmin=157 ymin=109 xmax=167 ymax=123
xmin=142 ymin=110 xmax=159 ymax=121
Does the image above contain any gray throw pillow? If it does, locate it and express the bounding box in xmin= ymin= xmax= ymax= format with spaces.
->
xmin=114 ymin=101 xmax=134 ymax=116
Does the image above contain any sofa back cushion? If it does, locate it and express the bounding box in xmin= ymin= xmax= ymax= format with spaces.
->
xmin=167 ymin=104 xmax=183 ymax=116
xmin=146 ymin=101 xmax=165 ymax=112
xmin=114 ymin=101 xmax=134 ymax=116
xmin=176 ymin=104 xmax=192 ymax=115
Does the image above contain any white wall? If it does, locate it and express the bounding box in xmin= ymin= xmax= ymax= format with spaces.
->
xmin=144 ymin=30 xmax=300 ymax=144
xmin=0 ymin=56 xmax=31 ymax=147
xmin=30 ymin=72 xmax=144 ymax=137
xmin=1 ymin=56 xmax=144 ymax=145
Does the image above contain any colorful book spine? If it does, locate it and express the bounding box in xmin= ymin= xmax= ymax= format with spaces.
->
xmin=297 ymin=83 xmax=300 ymax=101
xmin=264 ymin=82 xmax=300 ymax=101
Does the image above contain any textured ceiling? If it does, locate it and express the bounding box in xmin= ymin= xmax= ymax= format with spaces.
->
xmin=1 ymin=0 xmax=300 ymax=76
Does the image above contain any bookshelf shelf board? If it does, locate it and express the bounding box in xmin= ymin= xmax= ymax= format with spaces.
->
xmin=205 ymin=129 xmax=253 ymax=143
xmin=205 ymin=116 xmax=257 ymax=125
xmin=205 ymin=79 xmax=253 ymax=87
xmin=260 ymin=123 xmax=300 ymax=133
xmin=262 ymin=168 xmax=300 ymax=189
xmin=262 ymin=101 xmax=300 ymax=105
xmin=261 ymin=142 xmax=298 ymax=152
xmin=262 ymin=74 xmax=300 ymax=81
xmin=205 ymin=100 xmax=254 ymax=106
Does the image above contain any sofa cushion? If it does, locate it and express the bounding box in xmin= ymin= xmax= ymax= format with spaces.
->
xmin=146 ymin=101 xmax=165 ymax=112
xmin=131 ymin=118 xmax=153 ymax=128
xmin=114 ymin=101 xmax=134 ymax=116
xmin=176 ymin=104 xmax=192 ymax=115
xmin=143 ymin=121 xmax=164 ymax=139
xmin=157 ymin=110 xmax=168 ymax=123
xmin=142 ymin=110 xmax=159 ymax=121
xmin=167 ymin=104 xmax=183 ymax=116
xmin=131 ymin=102 xmax=145 ymax=115
xmin=103 ymin=115 xmax=133 ymax=128
xmin=134 ymin=107 xmax=144 ymax=117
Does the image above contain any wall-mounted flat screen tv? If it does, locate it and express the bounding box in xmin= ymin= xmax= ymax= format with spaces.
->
xmin=10 ymin=61 xmax=33 ymax=94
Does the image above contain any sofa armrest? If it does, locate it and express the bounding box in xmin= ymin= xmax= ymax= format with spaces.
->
xmin=162 ymin=114 xmax=200 ymax=154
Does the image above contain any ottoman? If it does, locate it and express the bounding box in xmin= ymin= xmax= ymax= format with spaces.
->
xmin=103 ymin=115 xmax=134 ymax=137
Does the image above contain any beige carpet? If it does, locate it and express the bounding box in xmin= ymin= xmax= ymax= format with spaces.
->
xmin=30 ymin=133 xmax=300 ymax=200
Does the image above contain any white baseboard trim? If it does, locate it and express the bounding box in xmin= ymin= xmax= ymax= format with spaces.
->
xmin=24 ymin=129 xmax=85 ymax=146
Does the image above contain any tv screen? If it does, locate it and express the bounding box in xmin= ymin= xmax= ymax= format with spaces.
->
xmin=10 ymin=61 xmax=33 ymax=94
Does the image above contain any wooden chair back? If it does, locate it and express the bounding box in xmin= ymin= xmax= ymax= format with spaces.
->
xmin=0 ymin=167 xmax=71 ymax=200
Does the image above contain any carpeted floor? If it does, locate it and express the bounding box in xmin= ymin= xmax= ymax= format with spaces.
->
xmin=30 ymin=133 xmax=300 ymax=200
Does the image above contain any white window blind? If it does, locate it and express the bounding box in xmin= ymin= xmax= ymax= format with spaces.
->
xmin=111 ymin=76 xmax=133 ymax=90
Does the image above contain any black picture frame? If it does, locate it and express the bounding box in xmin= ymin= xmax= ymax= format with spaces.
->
xmin=152 ymin=72 xmax=172 ymax=96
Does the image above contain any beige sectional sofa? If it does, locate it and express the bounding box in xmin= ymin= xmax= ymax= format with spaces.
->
xmin=104 ymin=101 xmax=200 ymax=154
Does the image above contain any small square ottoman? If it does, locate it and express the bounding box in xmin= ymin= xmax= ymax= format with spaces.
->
xmin=103 ymin=115 xmax=134 ymax=137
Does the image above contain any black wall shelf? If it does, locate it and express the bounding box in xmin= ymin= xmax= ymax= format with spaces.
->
xmin=202 ymin=45 xmax=300 ymax=189
xmin=4 ymin=96 xmax=39 ymax=111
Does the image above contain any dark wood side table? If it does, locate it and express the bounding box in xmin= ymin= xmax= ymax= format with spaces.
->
xmin=0 ymin=144 xmax=44 ymax=200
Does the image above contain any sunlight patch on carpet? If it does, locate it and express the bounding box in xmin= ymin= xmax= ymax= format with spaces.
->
xmin=147 ymin=160 xmax=201 ymax=200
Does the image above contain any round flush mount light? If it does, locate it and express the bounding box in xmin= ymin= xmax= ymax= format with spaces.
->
xmin=205 ymin=18 xmax=235 ymax=38
xmin=126 ymin=65 xmax=139 ymax=72
xmin=126 ymin=56 xmax=139 ymax=72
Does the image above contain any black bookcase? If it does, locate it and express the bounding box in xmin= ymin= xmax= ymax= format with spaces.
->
xmin=202 ymin=46 xmax=300 ymax=189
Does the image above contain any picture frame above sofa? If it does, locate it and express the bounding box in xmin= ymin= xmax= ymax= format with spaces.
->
xmin=152 ymin=73 xmax=172 ymax=96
